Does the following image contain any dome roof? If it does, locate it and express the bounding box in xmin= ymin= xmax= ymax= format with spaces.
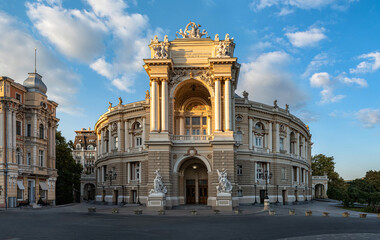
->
xmin=23 ymin=72 xmax=47 ymax=95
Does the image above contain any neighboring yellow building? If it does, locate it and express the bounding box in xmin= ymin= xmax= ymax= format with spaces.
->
xmin=0 ymin=72 xmax=58 ymax=207
xmin=95 ymin=23 xmax=312 ymax=209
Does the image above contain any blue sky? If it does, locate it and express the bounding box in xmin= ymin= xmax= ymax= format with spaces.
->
xmin=0 ymin=0 xmax=379 ymax=179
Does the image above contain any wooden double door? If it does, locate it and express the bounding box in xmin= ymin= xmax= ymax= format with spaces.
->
xmin=186 ymin=179 xmax=208 ymax=204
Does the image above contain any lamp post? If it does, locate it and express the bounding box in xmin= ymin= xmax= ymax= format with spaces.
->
xmin=295 ymin=186 xmax=298 ymax=202
xmin=263 ymin=170 xmax=273 ymax=200
xmin=121 ymin=185 xmax=125 ymax=204
xmin=252 ymin=184 xmax=257 ymax=205
xmin=106 ymin=170 xmax=117 ymax=186
xmin=102 ymin=185 xmax=105 ymax=203
xmin=276 ymin=185 xmax=279 ymax=204
xmin=305 ymin=186 xmax=308 ymax=201
xmin=137 ymin=182 xmax=141 ymax=205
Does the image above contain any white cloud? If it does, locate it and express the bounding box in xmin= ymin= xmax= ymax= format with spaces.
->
xmin=286 ymin=28 xmax=327 ymax=48
xmin=310 ymin=72 xmax=345 ymax=103
xmin=302 ymin=53 xmax=330 ymax=78
xmin=26 ymin=2 xmax=107 ymax=62
xmin=0 ymin=11 xmax=81 ymax=115
xmin=356 ymin=108 xmax=380 ymax=128
xmin=340 ymin=76 xmax=367 ymax=87
xmin=26 ymin=0 xmax=160 ymax=93
xmin=349 ymin=52 xmax=380 ymax=74
xmin=237 ymin=51 xmax=308 ymax=108
xmin=251 ymin=0 xmax=357 ymax=11
xmin=278 ymin=8 xmax=294 ymax=16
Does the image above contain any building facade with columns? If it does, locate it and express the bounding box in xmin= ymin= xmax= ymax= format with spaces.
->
xmin=0 ymin=73 xmax=59 ymax=208
xmin=94 ymin=23 xmax=312 ymax=208
xmin=72 ymin=128 xmax=97 ymax=201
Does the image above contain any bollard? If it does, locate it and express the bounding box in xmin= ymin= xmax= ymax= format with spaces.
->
xmin=359 ymin=214 xmax=367 ymax=218
xmin=214 ymin=210 xmax=220 ymax=215
xmin=112 ymin=208 xmax=119 ymax=214
xmin=190 ymin=210 xmax=197 ymax=215
xmin=88 ymin=207 xmax=96 ymax=213
xmin=305 ymin=210 xmax=312 ymax=216
xmin=323 ymin=212 xmax=329 ymax=217
xmin=269 ymin=210 xmax=276 ymax=216
xmin=342 ymin=212 xmax=350 ymax=217
xmin=289 ymin=210 xmax=296 ymax=216
xmin=158 ymin=210 xmax=165 ymax=215
xmin=264 ymin=199 xmax=270 ymax=211
xmin=377 ymin=213 xmax=380 ymax=218
xmin=134 ymin=209 xmax=143 ymax=215
xmin=234 ymin=209 xmax=243 ymax=215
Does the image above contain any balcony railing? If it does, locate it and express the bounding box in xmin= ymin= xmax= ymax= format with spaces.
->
xmin=171 ymin=135 xmax=213 ymax=142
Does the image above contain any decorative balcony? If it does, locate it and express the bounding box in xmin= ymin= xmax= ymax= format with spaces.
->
xmin=171 ymin=135 xmax=213 ymax=143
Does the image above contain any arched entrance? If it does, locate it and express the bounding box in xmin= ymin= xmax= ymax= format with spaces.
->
xmin=315 ymin=184 xmax=325 ymax=199
xmin=83 ymin=183 xmax=95 ymax=201
xmin=178 ymin=158 xmax=209 ymax=205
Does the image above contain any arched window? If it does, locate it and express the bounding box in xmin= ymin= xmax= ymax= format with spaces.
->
xmin=39 ymin=124 xmax=44 ymax=139
xmin=133 ymin=122 xmax=141 ymax=130
xmin=254 ymin=122 xmax=264 ymax=148
xmin=255 ymin=122 xmax=264 ymax=130
xmin=87 ymin=145 xmax=94 ymax=150
xmin=16 ymin=148 xmax=22 ymax=165
xmin=76 ymin=144 xmax=81 ymax=150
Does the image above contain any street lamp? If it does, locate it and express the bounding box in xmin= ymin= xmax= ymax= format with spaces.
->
xmin=295 ymin=186 xmax=298 ymax=202
xmin=137 ymin=182 xmax=141 ymax=205
xmin=305 ymin=186 xmax=308 ymax=201
xmin=276 ymin=185 xmax=279 ymax=204
xmin=121 ymin=185 xmax=125 ymax=204
xmin=106 ymin=170 xmax=117 ymax=186
xmin=262 ymin=170 xmax=272 ymax=200
xmin=252 ymin=184 xmax=257 ymax=205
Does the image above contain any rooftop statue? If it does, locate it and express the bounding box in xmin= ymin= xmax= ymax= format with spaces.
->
xmin=176 ymin=22 xmax=208 ymax=39
xmin=152 ymin=42 xmax=168 ymax=59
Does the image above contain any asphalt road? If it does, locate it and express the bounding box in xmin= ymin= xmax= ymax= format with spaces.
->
xmin=1 ymin=211 xmax=380 ymax=240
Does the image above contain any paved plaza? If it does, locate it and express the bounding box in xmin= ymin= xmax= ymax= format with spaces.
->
xmin=0 ymin=200 xmax=379 ymax=240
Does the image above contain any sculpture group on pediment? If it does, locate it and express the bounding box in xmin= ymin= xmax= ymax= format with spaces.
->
xmin=153 ymin=42 xmax=169 ymax=59
xmin=176 ymin=22 xmax=208 ymax=39
xmin=216 ymin=41 xmax=231 ymax=58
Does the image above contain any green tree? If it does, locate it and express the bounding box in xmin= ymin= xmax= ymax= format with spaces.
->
xmin=312 ymin=154 xmax=346 ymax=200
xmin=56 ymin=130 xmax=83 ymax=205
xmin=364 ymin=170 xmax=380 ymax=191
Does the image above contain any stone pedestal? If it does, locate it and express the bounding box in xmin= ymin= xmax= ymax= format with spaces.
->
xmin=147 ymin=192 xmax=166 ymax=211
xmin=214 ymin=193 xmax=232 ymax=211
xmin=264 ymin=199 xmax=270 ymax=210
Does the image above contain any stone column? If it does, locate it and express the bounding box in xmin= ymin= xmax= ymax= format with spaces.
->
xmin=224 ymin=79 xmax=231 ymax=131
xmin=0 ymin=110 xmax=3 ymax=151
xmin=249 ymin=118 xmax=253 ymax=150
xmin=124 ymin=121 xmax=129 ymax=151
xmin=12 ymin=111 xmax=16 ymax=162
xmin=100 ymin=129 xmax=104 ymax=154
xmin=142 ymin=117 xmax=146 ymax=145
xmin=150 ymin=80 xmax=158 ymax=132
xmin=117 ymin=121 xmax=121 ymax=152
xmin=214 ymin=79 xmax=221 ymax=131
xmin=161 ymin=80 xmax=168 ymax=132
xmin=275 ymin=123 xmax=280 ymax=152
xmin=296 ymin=132 xmax=300 ymax=156
xmin=179 ymin=117 xmax=184 ymax=135
xmin=127 ymin=163 xmax=131 ymax=184
xmin=108 ymin=125 xmax=111 ymax=153
xmin=7 ymin=110 xmax=12 ymax=163
xmin=268 ymin=122 xmax=272 ymax=152
xmin=207 ymin=116 xmax=212 ymax=135
xmin=286 ymin=126 xmax=290 ymax=154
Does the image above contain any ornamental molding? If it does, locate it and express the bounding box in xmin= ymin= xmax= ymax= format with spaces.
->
xmin=169 ymin=69 xmax=214 ymax=90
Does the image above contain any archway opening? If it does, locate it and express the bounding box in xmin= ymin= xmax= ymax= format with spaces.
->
xmin=315 ymin=184 xmax=325 ymax=199
xmin=83 ymin=183 xmax=95 ymax=201
xmin=173 ymin=80 xmax=212 ymax=137
xmin=178 ymin=158 xmax=208 ymax=205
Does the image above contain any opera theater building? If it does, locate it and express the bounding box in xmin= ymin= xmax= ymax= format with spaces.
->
xmin=94 ymin=23 xmax=312 ymax=210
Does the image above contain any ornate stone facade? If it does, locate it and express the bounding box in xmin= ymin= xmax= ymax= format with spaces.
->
xmin=0 ymin=73 xmax=58 ymax=207
xmin=94 ymin=23 xmax=312 ymax=208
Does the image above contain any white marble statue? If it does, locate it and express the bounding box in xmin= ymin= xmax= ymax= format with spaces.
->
xmin=176 ymin=22 xmax=208 ymax=39
xmin=216 ymin=169 xmax=232 ymax=194
xmin=216 ymin=41 xmax=230 ymax=58
xmin=150 ymin=169 xmax=167 ymax=194
xmin=153 ymin=42 xmax=168 ymax=59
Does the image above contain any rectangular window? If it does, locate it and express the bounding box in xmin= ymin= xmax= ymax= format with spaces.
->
xmin=186 ymin=129 xmax=190 ymax=135
xmin=103 ymin=166 xmax=107 ymax=182
xmin=281 ymin=168 xmax=286 ymax=180
xmin=131 ymin=162 xmax=140 ymax=181
xmin=192 ymin=117 xmax=200 ymax=125
xmin=255 ymin=136 xmax=262 ymax=147
xmin=202 ymin=117 xmax=207 ymax=125
xmin=237 ymin=165 xmax=243 ymax=175
xmin=192 ymin=129 xmax=196 ymax=135
xmin=136 ymin=137 xmax=142 ymax=147
xmin=27 ymin=124 xmax=31 ymax=137
xmin=293 ymin=167 xmax=297 ymax=182
xmin=280 ymin=138 xmax=284 ymax=151
xmin=238 ymin=190 xmax=243 ymax=197
xmin=17 ymin=188 xmax=23 ymax=200
xmin=15 ymin=93 xmax=21 ymax=103
xmin=114 ymin=137 xmax=118 ymax=149
xmin=16 ymin=121 xmax=22 ymax=135
xmin=185 ymin=117 xmax=190 ymax=125
xmin=39 ymin=150 xmax=44 ymax=167
xmin=27 ymin=153 xmax=31 ymax=165
xmin=203 ymin=129 xmax=206 ymax=135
